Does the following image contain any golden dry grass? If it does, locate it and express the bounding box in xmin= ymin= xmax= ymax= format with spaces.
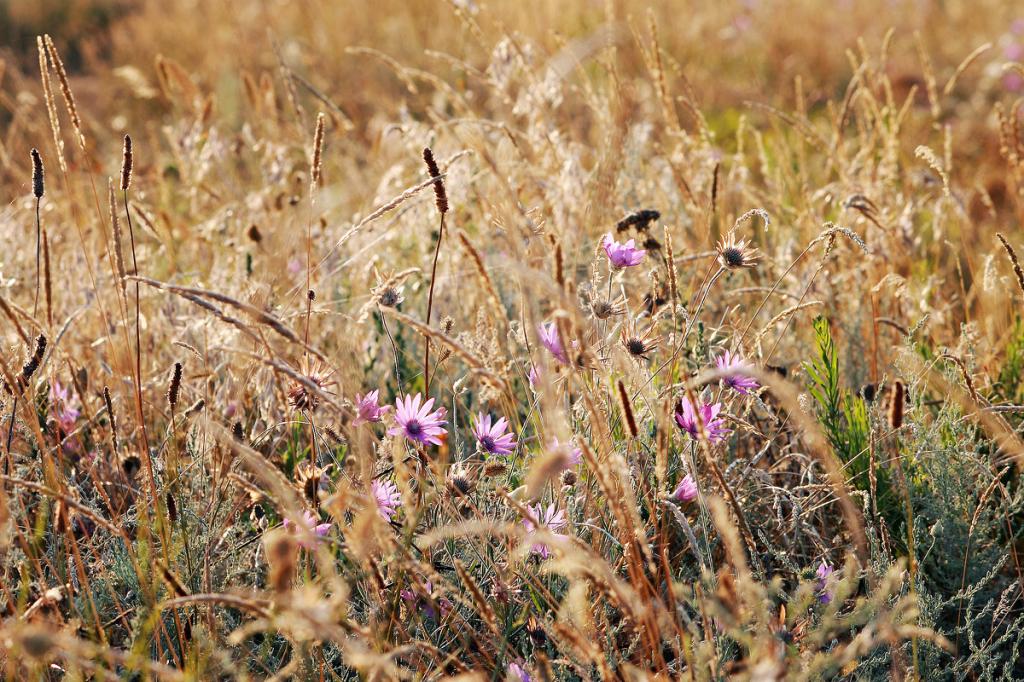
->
xmin=1 ymin=0 xmax=1024 ymax=679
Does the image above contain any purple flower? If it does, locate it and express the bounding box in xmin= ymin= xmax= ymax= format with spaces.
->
xmin=472 ymin=412 xmax=518 ymax=456
xmin=50 ymin=380 xmax=80 ymax=433
xmin=388 ymin=393 xmax=447 ymax=446
xmin=671 ymin=474 xmax=698 ymax=502
xmin=549 ymin=437 xmax=582 ymax=470
xmin=537 ymin=322 xmax=568 ymax=365
xmin=372 ymin=479 xmax=402 ymax=521
xmin=508 ymin=662 xmax=532 ymax=682
xmin=816 ymin=561 xmax=835 ymax=604
xmin=716 ymin=351 xmax=760 ymax=395
xmin=352 ymin=389 xmax=389 ymax=426
xmin=602 ymin=233 xmax=646 ymax=269
xmin=674 ymin=396 xmax=730 ymax=443
xmin=282 ymin=510 xmax=332 ymax=549
xmin=523 ymin=503 xmax=568 ymax=559
xmin=528 ymin=364 xmax=541 ymax=390
xmin=401 ymin=580 xmax=452 ymax=620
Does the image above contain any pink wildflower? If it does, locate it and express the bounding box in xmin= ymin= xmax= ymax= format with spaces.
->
xmin=388 ymin=393 xmax=447 ymax=446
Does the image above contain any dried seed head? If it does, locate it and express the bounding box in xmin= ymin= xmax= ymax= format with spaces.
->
xmin=560 ymin=469 xmax=577 ymax=487
xmin=167 ymin=361 xmax=183 ymax=410
xmin=888 ymin=381 xmax=905 ymax=430
xmin=310 ymin=112 xmax=326 ymax=189
xmin=265 ymin=529 xmax=298 ymax=593
xmin=715 ymin=231 xmax=760 ymax=270
xmin=620 ymin=320 xmax=660 ymax=360
xmin=30 ymin=148 xmax=44 ymax=198
xmin=422 ymin=147 xmax=449 ymax=214
xmin=247 ymin=224 xmax=262 ymax=243
xmin=591 ymin=297 xmax=625 ymax=320
xmin=184 ymin=398 xmax=205 ymax=419
xmin=121 ymin=454 xmax=141 ymax=478
xmin=448 ymin=468 xmax=475 ymax=497
xmin=232 ymin=420 xmax=245 ymax=442
xmin=375 ymin=285 xmax=405 ymax=308
xmin=120 ymin=135 xmax=133 ymax=192
xmin=103 ymin=385 xmax=117 ymax=447
xmin=482 ymin=460 xmax=507 ymax=477
xmin=21 ymin=335 xmax=47 ymax=386
xmin=616 ymin=208 xmax=660 ymax=233
xmin=617 ymin=379 xmax=638 ymax=438
xmin=166 ymin=492 xmax=178 ymax=524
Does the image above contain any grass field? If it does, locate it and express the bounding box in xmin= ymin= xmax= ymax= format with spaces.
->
xmin=2 ymin=0 xmax=1024 ymax=679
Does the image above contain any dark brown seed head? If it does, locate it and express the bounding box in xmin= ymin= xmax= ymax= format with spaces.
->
xmin=422 ymin=147 xmax=448 ymax=214
xmin=166 ymin=492 xmax=178 ymax=523
xmin=121 ymin=455 xmax=141 ymax=478
xmin=616 ymin=209 xmax=660 ymax=233
xmin=560 ymin=469 xmax=577 ymax=487
xmin=167 ymin=362 xmax=183 ymax=410
xmin=247 ymin=224 xmax=262 ymax=243
xmin=888 ymin=381 xmax=905 ymax=430
xmin=120 ymin=134 xmax=133 ymax=192
xmin=21 ymin=335 xmax=47 ymax=385
xmin=30 ymin=148 xmax=44 ymax=198
xmin=232 ymin=421 xmax=245 ymax=442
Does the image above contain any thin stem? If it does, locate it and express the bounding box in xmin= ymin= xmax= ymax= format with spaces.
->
xmin=33 ymin=198 xmax=41 ymax=317
xmin=423 ymin=212 xmax=446 ymax=391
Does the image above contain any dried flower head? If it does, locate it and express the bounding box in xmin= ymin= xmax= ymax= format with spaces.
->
xmin=715 ymin=231 xmax=760 ymax=270
xmin=620 ymin=320 xmax=661 ymax=360
xmin=287 ymin=366 xmax=336 ymax=412
xmin=448 ymin=467 xmax=475 ymax=497
xmin=375 ymin=284 xmax=405 ymax=308
xmin=589 ymin=295 xmax=626 ymax=320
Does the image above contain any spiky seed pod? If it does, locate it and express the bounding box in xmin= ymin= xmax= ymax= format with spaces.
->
xmin=30 ymin=149 xmax=44 ymax=198
xmin=167 ymin=362 xmax=182 ymax=410
xmin=483 ymin=460 xmax=507 ymax=477
xmin=422 ymin=147 xmax=448 ymax=214
xmin=888 ymin=381 xmax=905 ymax=430
xmin=560 ymin=469 xmax=578 ymax=487
xmin=448 ymin=469 xmax=474 ymax=497
xmin=232 ymin=421 xmax=245 ymax=442
xmin=120 ymin=134 xmax=133 ymax=192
